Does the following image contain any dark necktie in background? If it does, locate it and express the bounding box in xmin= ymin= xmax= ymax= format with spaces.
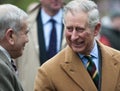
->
xmin=11 ymin=59 xmax=17 ymax=72
xmin=47 ymin=19 xmax=57 ymax=59
xmin=84 ymin=55 xmax=99 ymax=89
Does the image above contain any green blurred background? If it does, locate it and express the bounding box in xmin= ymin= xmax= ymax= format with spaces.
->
xmin=0 ymin=0 xmax=74 ymax=11
xmin=0 ymin=0 xmax=39 ymax=11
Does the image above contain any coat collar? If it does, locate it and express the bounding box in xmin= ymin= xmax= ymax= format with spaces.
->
xmin=0 ymin=50 xmax=15 ymax=72
xmin=98 ymin=41 xmax=119 ymax=91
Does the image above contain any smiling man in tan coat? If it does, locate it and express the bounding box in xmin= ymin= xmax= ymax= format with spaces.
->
xmin=34 ymin=0 xmax=120 ymax=91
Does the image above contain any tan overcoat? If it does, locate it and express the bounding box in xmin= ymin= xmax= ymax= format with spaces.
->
xmin=34 ymin=41 xmax=120 ymax=91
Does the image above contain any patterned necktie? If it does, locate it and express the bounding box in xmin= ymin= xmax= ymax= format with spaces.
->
xmin=47 ymin=19 xmax=57 ymax=59
xmin=11 ymin=59 xmax=17 ymax=72
xmin=84 ymin=55 xmax=99 ymax=89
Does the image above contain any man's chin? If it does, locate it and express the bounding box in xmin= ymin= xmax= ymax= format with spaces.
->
xmin=72 ymin=46 xmax=84 ymax=53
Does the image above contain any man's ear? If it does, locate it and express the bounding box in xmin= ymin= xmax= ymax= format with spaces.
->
xmin=5 ymin=28 xmax=15 ymax=45
xmin=94 ymin=22 xmax=101 ymax=36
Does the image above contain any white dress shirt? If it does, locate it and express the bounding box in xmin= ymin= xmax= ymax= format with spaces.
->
xmin=41 ymin=8 xmax=63 ymax=52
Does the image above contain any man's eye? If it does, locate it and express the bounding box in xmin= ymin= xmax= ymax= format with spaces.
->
xmin=66 ymin=27 xmax=73 ymax=32
xmin=76 ymin=27 xmax=85 ymax=33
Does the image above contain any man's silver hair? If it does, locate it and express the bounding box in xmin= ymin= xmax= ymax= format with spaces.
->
xmin=63 ymin=0 xmax=100 ymax=28
xmin=0 ymin=4 xmax=28 ymax=38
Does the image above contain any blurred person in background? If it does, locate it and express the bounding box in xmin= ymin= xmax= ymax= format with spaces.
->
xmin=100 ymin=11 xmax=120 ymax=50
xmin=16 ymin=0 xmax=67 ymax=91
xmin=0 ymin=4 xmax=29 ymax=91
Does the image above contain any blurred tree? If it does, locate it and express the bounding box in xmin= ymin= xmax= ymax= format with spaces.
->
xmin=0 ymin=0 xmax=39 ymax=11
xmin=15 ymin=0 xmax=39 ymax=11
xmin=0 ymin=0 xmax=15 ymax=4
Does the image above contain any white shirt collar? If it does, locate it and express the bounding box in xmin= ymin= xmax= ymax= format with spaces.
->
xmin=91 ymin=40 xmax=98 ymax=58
xmin=41 ymin=8 xmax=63 ymax=24
xmin=0 ymin=45 xmax=11 ymax=62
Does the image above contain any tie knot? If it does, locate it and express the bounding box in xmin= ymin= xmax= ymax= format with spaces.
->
xmin=84 ymin=55 xmax=91 ymax=57
xmin=84 ymin=55 xmax=92 ymax=60
xmin=50 ymin=18 xmax=56 ymax=24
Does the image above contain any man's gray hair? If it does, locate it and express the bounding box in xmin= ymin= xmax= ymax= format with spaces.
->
xmin=63 ymin=0 xmax=100 ymax=28
xmin=0 ymin=4 xmax=28 ymax=38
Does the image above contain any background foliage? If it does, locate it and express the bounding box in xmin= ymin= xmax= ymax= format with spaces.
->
xmin=0 ymin=0 xmax=39 ymax=11
xmin=0 ymin=0 xmax=99 ymax=11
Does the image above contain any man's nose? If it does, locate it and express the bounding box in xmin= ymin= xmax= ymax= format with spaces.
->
xmin=71 ymin=30 xmax=79 ymax=41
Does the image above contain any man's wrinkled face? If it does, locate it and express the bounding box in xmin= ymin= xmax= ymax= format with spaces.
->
xmin=11 ymin=22 xmax=29 ymax=58
xmin=64 ymin=11 xmax=99 ymax=55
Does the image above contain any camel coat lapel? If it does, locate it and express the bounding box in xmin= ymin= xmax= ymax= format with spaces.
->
xmin=99 ymin=43 xmax=119 ymax=91
xmin=61 ymin=46 xmax=98 ymax=91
